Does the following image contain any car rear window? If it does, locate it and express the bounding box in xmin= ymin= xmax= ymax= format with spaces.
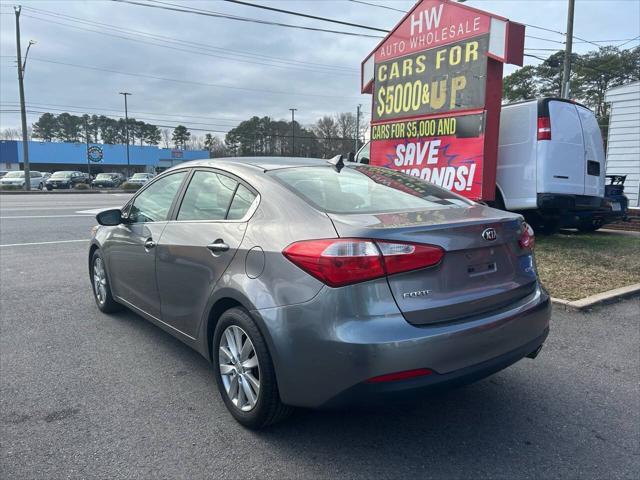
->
xmin=270 ymin=165 xmax=470 ymax=214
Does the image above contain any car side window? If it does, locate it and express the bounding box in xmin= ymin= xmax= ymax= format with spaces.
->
xmin=128 ymin=171 xmax=187 ymax=223
xmin=227 ymin=184 xmax=257 ymax=220
xmin=177 ymin=171 xmax=237 ymax=221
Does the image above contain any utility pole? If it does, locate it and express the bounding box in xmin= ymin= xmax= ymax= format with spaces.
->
xmin=289 ymin=108 xmax=297 ymax=156
xmin=561 ymin=0 xmax=575 ymax=98
xmin=119 ymin=92 xmax=131 ymax=177
xmin=355 ymin=104 xmax=361 ymax=155
xmin=84 ymin=117 xmax=91 ymax=183
xmin=14 ymin=6 xmax=31 ymax=190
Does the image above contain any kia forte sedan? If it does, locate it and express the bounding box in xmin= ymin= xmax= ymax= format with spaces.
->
xmin=89 ymin=157 xmax=550 ymax=429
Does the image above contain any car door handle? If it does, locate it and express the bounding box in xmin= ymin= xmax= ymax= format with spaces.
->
xmin=144 ymin=238 xmax=156 ymax=249
xmin=207 ymin=240 xmax=229 ymax=253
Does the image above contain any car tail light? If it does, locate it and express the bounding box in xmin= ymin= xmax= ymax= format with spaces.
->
xmin=283 ymin=239 xmax=444 ymax=287
xmin=365 ymin=368 xmax=433 ymax=384
xmin=519 ymin=222 xmax=535 ymax=250
xmin=537 ymin=116 xmax=551 ymax=140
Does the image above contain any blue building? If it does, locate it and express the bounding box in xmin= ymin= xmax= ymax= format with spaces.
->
xmin=0 ymin=140 xmax=209 ymax=174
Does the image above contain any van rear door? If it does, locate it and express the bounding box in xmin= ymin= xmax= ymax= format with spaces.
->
xmin=576 ymin=105 xmax=605 ymax=198
xmin=537 ymin=100 xmax=585 ymax=195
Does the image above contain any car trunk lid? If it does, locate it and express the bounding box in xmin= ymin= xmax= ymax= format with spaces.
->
xmin=327 ymin=205 xmax=537 ymax=325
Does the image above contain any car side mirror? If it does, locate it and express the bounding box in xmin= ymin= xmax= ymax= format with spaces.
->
xmin=96 ymin=208 xmax=123 ymax=226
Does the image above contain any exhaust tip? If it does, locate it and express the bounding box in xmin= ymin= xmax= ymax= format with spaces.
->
xmin=526 ymin=344 xmax=543 ymax=359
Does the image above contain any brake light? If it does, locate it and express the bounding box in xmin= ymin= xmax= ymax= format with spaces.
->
xmin=519 ymin=222 xmax=535 ymax=250
xmin=365 ymin=368 xmax=433 ymax=384
xmin=283 ymin=238 xmax=444 ymax=287
xmin=537 ymin=116 xmax=551 ymax=140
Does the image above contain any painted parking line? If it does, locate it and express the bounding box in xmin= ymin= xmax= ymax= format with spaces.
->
xmin=0 ymin=239 xmax=88 ymax=247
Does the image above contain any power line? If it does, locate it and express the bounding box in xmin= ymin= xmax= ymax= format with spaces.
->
xmin=1 ymin=100 xmax=246 ymax=123
xmin=21 ymin=13 xmax=358 ymax=77
xmin=27 ymin=57 xmax=363 ymax=100
xmin=0 ymin=103 xmax=238 ymax=129
xmin=348 ymin=0 xmax=406 ymax=14
xmin=219 ymin=0 xmax=388 ymax=33
xmin=21 ymin=6 xmax=357 ymax=74
xmin=111 ymin=0 xmax=384 ymax=39
xmin=618 ymin=35 xmax=640 ymax=48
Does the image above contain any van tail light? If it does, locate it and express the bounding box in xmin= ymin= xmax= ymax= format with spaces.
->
xmin=283 ymin=239 xmax=444 ymax=287
xmin=519 ymin=222 xmax=535 ymax=250
xmin=537 ymin=116 xmax=551 ymax=140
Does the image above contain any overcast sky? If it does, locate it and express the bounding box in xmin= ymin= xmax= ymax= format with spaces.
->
xmin=1 ymin=0 xmax=638 ymax=137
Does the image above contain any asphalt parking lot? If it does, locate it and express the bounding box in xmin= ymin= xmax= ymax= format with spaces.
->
xmin=1 ymin=193 xmax=639 ymax=479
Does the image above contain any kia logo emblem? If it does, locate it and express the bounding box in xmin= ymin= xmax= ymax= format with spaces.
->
xmin=482 ymin=228 xmax=497 ymax=241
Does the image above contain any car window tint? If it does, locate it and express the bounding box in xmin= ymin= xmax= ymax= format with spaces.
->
xmin=178 ymin=171 xmax=238 ymax=221
xmin=227 ymin=184 xmax=257 ymax=220
xmin=129 ymin=171 xmax=186 ymax=223
xmin=271 ymin=165 xmax=469 ymax=214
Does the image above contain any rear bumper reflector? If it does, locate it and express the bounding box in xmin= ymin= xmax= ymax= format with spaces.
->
xmin=365 ymin=368 xmax=433 ymax=384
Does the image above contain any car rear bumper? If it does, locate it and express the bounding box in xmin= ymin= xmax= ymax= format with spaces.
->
xmin=253 ymin=280 xmax=551 ymax=408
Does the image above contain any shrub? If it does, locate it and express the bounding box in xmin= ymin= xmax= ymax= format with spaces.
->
xmin=74 ymin=183 xmax=90 ymax=190
xmin=0 ymin=184 xmax=22 ymax=191
xmin=122 ymin=182 xmax=142 ymax=191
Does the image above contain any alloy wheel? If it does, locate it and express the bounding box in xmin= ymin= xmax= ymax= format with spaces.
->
xmin=93 ymin=257 xmax=107 ymax=305
xmin=219 ymin=325 xmax=261 ymax=412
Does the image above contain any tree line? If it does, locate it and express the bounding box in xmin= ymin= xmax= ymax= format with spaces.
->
xmin=224 ymin=112 xmax=364 ymax=158
xmin=503 ymin=46 xmax=639 ymax=135
xmin=21 ymin=111 xmax=365 ymax=158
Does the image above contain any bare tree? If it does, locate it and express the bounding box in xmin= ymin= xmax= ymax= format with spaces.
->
xmin=0 ymin=128 xmax=21 ymax=140
xmin=314 ymin=116 xmax=339 ymax=158
xmin=161 ymin=128 xmax=171 ymax=149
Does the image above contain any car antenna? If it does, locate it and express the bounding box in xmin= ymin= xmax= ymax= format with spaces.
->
xmin=327 ymin=154 xmax=345 ymax=172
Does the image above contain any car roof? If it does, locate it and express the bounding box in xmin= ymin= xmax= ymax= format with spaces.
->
xmin=174 ymin=156 xmax=334 ymax=172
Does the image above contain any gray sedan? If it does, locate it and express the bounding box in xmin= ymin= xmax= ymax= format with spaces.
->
xmin=89 ymin=157 xmax=550 ymax=429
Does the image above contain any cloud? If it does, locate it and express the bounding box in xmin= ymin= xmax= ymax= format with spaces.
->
xmin=1 ymin=0 xmax=638 ymax=134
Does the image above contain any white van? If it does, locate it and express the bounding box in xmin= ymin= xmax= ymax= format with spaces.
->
xmin=356 ymin=97 xmax=626 ymax=232
xmin=495 ymin=98 xmax=626 ymax=231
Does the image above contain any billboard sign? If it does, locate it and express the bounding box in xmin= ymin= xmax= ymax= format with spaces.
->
xmin=361 ymin=0 xmax=525 ymax=201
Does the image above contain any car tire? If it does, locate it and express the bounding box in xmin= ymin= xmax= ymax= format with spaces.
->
xmin=46 ymin=186 xmax=52 ymax=191
xmin=90 ymin=250 xmax=122 ymax=313
xmin=38 ymin=182 xmax=43 ymax=190
xmin=213 ymin=307 xmax=293 ymax=429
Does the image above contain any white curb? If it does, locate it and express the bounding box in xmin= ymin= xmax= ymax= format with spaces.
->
xmin=551 ymin=283 xmax=640 ymax=311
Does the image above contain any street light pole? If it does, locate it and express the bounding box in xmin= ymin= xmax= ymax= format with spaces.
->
xmin=119 ymin=92 xmax=131 ymax=177
xmin=561 ymin=0 xmax=576 ymax=98
xmin=84 ymin=116 xmax=91 ymax=183
xmin=355 ymin=104 xmax=361 ymax=156
xmin=289 ymin=108 xmax=297 ymax=157
xmin=14 ymin=6 xmax=31 ymax=190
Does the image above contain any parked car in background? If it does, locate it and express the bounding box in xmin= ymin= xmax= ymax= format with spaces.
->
xmin=0 ymin=170 xmax=10 ymax=178
xmin=90 ymin=157 xmax=550 ymax=429
xmin=92 ymin=172 xmax=125 ymax=188
xmin=127 ymin=172 xmax=154 ymax=185
xmin=46 ymin=171 xmax=90 ymax=190
xmin=0 ymin=170 xmax=44 ymax=189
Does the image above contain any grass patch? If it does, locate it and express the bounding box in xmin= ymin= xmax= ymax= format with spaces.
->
xmin=535 ymin=231 xmax=640 ymax=301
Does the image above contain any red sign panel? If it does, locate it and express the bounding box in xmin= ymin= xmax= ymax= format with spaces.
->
xmin=370 ymin=113 xmax=485 ymax=198
xmin=361 ymin=0 xmax=524 ymax=202
xmin=374 ymin=0 xmax=491 ymax=62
